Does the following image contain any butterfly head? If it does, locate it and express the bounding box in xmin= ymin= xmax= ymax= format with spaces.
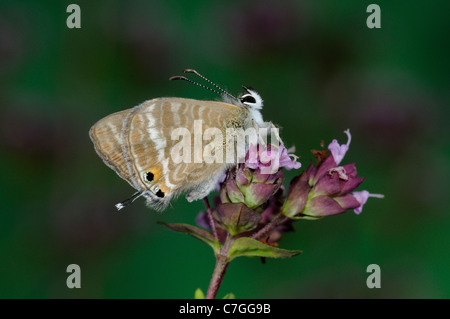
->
xmin=239 ymin=86 xmax=263 ymax=110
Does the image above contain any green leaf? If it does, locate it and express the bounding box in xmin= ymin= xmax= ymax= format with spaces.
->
xmin=228 ymin=237 xmax=302 ymax=260
xmin=222 ymin=292 xmax=236 ymax=299
xmin=158 ymin=222 xmax=220 ymax=254
xmin=194 ymin=288 xmax=205 ymax=299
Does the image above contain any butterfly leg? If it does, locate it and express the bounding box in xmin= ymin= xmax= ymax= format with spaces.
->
xmin=234 ymin=140 xmax=240 ymax=172
xmin=252 ymin=119 xmax=267 ymax=147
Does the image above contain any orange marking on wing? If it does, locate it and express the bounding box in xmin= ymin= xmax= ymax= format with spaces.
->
xmin=144 ymin=166 xmax=163 ymax=182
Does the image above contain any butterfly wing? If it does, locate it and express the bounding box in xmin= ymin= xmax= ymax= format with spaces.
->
xmin=89 ymin=109 xmax=136 ymax=188
xmin=90 ymin=97 xmax=244 ymax=210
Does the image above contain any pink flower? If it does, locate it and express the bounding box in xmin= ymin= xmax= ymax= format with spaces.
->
xmin=328 ymin=129 xmax=351 ymax=165
xmin=245 ymin=144 xmax=301 ymax=173
xmin=282 ymin=129 xmax=383 ymax=219
xmin=280 ymin=146 xmax=302 ymax=170
xmin=352 ymin=191 xmax=385 ymax=215
xmin=245 ymin=144 xmax=259 ymax=169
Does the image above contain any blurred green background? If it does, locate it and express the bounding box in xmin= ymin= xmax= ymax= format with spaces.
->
xmin=0 ymin=0 xmax=449 ymax=298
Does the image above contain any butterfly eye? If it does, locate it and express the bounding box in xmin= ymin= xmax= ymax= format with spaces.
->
xmin=144 ymin=172 xmax=154 ymax=183
xmin=241 ymin=95 xmax=257 ymax=104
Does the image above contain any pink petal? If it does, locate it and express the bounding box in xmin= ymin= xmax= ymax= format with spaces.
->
xmin=245 ymin=143 xmax=259 ymax=169
xmin=328 ymin=129 xmax=352 ymax=165
xmin=352 ymin=190 xmax=384 ymax=214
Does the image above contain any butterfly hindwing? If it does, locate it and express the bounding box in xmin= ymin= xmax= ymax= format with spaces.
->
xmin=89 ymin=109 xmax=137 ymax=189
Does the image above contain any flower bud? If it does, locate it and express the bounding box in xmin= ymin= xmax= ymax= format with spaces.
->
xmin=214 ymin=203 xmax=261 ymax=236
xmin=220 ymin=144 xmax=300 ymax=209
xmin=282 ymin=130 xmax=382 ymax=219
xmin=281 ymin=172 xmax=310 ymax=218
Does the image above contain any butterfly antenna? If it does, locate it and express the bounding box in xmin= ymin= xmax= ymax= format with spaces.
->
xmin=169 ymin=75 xmax=223 ymax=96
xmin=115 ymin=191 xmax=143 ymax=211
xmin=183 ymin=69 xmax=237 ymax=100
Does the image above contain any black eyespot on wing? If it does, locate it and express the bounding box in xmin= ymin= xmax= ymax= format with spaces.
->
xmin=144 ymin=172 xmax=154 ymax=183
xmin=156 ymin=189 xmax=165 ymax=198
xmin=241 ymin=95 xmax=256 ymax=104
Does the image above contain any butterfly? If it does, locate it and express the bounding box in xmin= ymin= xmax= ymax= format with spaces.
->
xmin=89 ymin=69 xmax=280 ymax=211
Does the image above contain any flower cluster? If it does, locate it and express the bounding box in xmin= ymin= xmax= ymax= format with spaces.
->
xmin=197 ymin=143 xmax=300 ymax=244
xmin=160 ymin=129 xmax=383 ymax=298
xmin=282 ymin=130 xmax=384 ymax=220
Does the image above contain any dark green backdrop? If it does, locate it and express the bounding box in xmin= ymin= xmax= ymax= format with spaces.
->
xmin=0 ymin=0 xmax=449 ymax=298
